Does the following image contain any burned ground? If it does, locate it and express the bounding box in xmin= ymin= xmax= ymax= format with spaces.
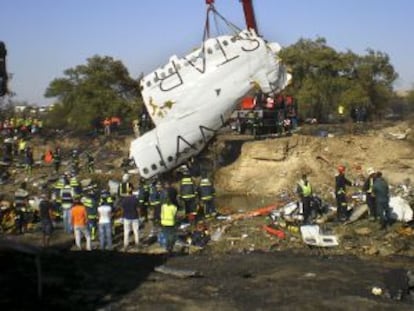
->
xmin=1 ymin=118 xmax=414 ymax=310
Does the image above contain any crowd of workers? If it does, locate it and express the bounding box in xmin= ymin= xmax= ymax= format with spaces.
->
xmin=5 ymin=153 xmax=217 ymax=254
xmin=233 ymin=92 xmax=298 ymax=136
xmin=296 ymin=165 xmax=392 ymax=229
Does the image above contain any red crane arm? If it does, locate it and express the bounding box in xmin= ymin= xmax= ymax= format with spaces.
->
xmin=240 ymin=0 xmax=258 ymax=33
xmin=205 ymin=0 xmax=258 ymax=34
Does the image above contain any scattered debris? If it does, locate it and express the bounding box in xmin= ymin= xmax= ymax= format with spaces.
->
xmin=300 ymin=225 xmax=339 ymax=247
xmin=154 ymin=265 xmax=203 ymax=278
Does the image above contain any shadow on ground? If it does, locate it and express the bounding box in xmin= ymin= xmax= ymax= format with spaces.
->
xmin=0 ymin=246 xmax=165 ymax=311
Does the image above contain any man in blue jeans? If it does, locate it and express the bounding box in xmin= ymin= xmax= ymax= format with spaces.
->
xmin=121 ymin=188 xmax=140 ymax=251
xmin=97 ymin=201 xmax=112 ymax=250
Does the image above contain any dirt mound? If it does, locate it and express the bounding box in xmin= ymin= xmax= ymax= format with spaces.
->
xmin=215 ymin=122 xmax=414 ymax=199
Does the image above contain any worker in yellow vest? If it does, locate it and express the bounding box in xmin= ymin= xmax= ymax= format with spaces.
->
xmin=297 ymin=174 xmax=313 ymax=224
xmin=160 ymin=194 xmax=178 ymax=255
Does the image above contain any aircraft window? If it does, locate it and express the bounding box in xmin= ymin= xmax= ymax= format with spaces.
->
xmin=223 ymin=40 xmax=228 ymax=46
xmin=231 ymin=37 xmax=237 ymax=43
xmin=214 ymin=43 xmax=220 ymax=50
xmin=167 ymin=156 xmax=173 ymax=162
xmin=146 ymin=81 xmax=151 ymax=87
xmin=176 ymin=64 xmax=181 ymax=70
xmin=143 ymin=168 xmax=149 ymax=174
xmin=198 ymin=139 xmax=203 ymax=145
xmin=153 ymin=77 xmax=159 ymax=83
xmin=184 ymin=61 xmax=189 ymax=67
xmin=168 ymin=68 xmax=174 ymax=74
xmin=151 ymin=164 xmax=157 ymax=171
xmin=207 ymin=48 xmax=213 ymax=54
xmin=159 ymin=160 xmax=165 ymax=166
xmin=161 ymin=72 xmax=166 ymax=78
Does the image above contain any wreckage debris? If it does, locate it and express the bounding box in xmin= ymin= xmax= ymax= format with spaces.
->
xmin=300 ymin=225 xmax=339 ymax=248
xmin=154 ymin=265 xmax=203 ymax=278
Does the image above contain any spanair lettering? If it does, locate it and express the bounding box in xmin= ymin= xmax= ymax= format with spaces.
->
xmin=130 ymin=29 xmax=290 ymax=178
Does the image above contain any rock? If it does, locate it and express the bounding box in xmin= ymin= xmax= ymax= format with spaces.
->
xmin=364 ymin=245 xmax=379 ymax=256
xmin=354 ymin=227 xmax=372 ymax=236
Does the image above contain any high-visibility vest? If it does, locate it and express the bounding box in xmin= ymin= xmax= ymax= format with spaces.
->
xmin=299 ymin=181 xmax=312 ymax=197
xmin=180 ymin=177 xmax=195 ymax=199
xmin=119 ymin=182 xmax=131 ymax=197
xmin=199 ymin=178 xmax=214 ymax=201
xmin=161 ymin=203 xmax=177 ymax=226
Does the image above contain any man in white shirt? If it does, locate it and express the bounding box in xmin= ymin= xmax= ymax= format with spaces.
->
xmin=97 ymin=202 xmax=112 ymax=250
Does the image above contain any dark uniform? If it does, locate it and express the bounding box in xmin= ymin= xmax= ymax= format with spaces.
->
xmin=86 ymin=151 xmax=95 ymax=173
xmin=198 ymin=178 xmax=216 ymax=218
xmin=335 ymin=167 xmax=353 ymax=221
xmin=53 ymin=148 xmax=61 ymax=173
xmin=71 ymin=149 xmax=80 ymax=174
xmin=148 ymin=182 xmax=162 ymax=225
xmin=179 ymin=174 xmax=197 ymax=223
xmin=82 ymin=194 xmax=98 ymax=240
xmin=137 ymin=180 xmax=149 ymax=221
xmin=372 ymin=172 xmax=391 ymax=229
xmin=362 ymin=172 xmax=377 ymax=220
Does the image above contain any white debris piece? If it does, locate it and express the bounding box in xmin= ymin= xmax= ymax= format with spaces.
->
xmin=300 ymin=225 xmax=339 ymax=247
xmin=389 ymin=196 xmax=413 ymax=222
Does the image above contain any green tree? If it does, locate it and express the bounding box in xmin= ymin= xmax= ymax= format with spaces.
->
xmin=45 ymin=55 xmax=143 ymax=130
xmin=279 ymin=38 xmax=398 ymax=122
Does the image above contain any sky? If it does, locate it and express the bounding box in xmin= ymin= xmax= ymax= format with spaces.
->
xmin=1 ymin=0 xmax=414 ymax=106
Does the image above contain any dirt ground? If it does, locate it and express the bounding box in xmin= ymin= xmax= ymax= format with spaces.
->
xmin=1 ymin=230 xmax=414 ymax=311
xmin=1 ymin=119 xmax=414 ymax=310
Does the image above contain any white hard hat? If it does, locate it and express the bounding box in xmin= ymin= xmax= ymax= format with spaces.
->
xmin=367 ymin=167 xmax=375 ymax=176
xmin=122 ymin=173 xmax=130 ymax=182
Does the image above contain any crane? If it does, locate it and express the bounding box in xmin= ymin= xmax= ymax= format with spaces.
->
xmin=205 ymin=0 xmax=258 ymax=34
xmin=0 ymin=41 xmax=7 ymax=96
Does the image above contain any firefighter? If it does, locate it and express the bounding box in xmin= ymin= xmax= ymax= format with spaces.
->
xmin=82 ymin=191 xmax=98 ymax=241
xmin=71 ymin=149 xmax=80 ymax=174
xmin=148 ymin=180 xmax=162 ymax=226
xmin=335 ymin=165 xmax=353 ymax=222
xmin=179 ymin=168 xmax=197 ymax=223
xmin=60 ymin=182 xmax=74 ymax=233
xmin=24 ymin=146 xmax=34 ymax=176
xmin=52 ymin=147 xmax=62 ymax=174
xmin=362 ymin=167 xmax=377 ymax=221
xmin=85 ymin=151 xmax=95 ymax=173
xmin=198 ymin=174 xmax=216 ymax=218
xmin=14 ymin=185 xmax=29 ymax=234
xmin=118 ymin=173 xmax=133 ymax=198
xmin=69 ymin=172 xmax=82 ymax=199
xmin=137 ymin=178 xmax=150 ymax=222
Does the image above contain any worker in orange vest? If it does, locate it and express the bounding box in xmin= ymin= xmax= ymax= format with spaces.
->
xmin=103 ymin=117 xmax=111 ymax=136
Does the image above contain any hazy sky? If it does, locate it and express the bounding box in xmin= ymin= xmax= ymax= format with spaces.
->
xmin=2 ymin=0 xmax=413 ymax=105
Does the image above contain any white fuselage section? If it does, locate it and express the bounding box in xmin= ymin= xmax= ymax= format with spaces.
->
xmin=130 ymin=29 xmax=290 ymax=179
